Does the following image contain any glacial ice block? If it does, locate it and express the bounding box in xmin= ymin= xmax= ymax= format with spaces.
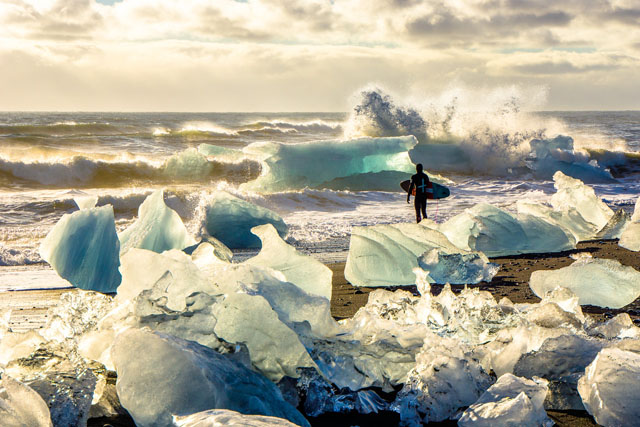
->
xmin=241 ymin=136 xmax=417 ymax=192
xmin=174 ymin=409 xmax=298 ymax=426
xmin=344 ymin=222 xmax=462 ymax=287
xmin=596 ymin=208 xmax=630 ymax=240
xmin=417 ymin=249 xmax=498 ymax=285
xmin=112 ymin=329 xmax=310 ymax=427
xmin=551 ymin=171 xmax=613 ymax=231
xmin=458 ymin=374 xmax=552 ymax=427
xmin=440 ymin=203 xmax=574 ymax=257
xmin=39 ymin=205 xmax=121 ymax=293
xmin=529 ymin=258 xmax=640 ymax=309
xmin=204 ymin=191 xmax=288 ymax=249
xmin=578 ymin=347 xmax=640 ymax=427
xmin=0 ymin=375 xmax=53 ymax=427
xmin=3 ymin=344 xmax=97 ymax=427
xmin=517 ymin=201 xmax=598 ymax=242
xmin=119 ymin=190 xmax=195 ymax=255
xmin=619 ymin=196 xmax=640 ymax=251
xmin=393 ymin=338 xmax=492 ymax=424
xmin=246 ymin=224 xmax=332 ymax=299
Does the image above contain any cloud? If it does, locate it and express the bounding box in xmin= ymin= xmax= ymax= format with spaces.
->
xmin=0 ymin=0 xmax=638 ymax=110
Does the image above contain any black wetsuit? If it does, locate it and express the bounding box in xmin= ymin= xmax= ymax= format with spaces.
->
xmin=408 ymin=172 xmax=430 ymax=223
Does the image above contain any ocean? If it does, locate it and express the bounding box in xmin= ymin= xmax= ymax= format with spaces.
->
xmin=1 ymin=104 xmax=639 ymax=280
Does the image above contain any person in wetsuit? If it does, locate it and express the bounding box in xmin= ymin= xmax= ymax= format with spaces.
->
xmin=407 ymin=163 xmax=430 ymax=223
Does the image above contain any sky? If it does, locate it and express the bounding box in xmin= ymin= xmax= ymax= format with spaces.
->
xmin=0 ymin=0 xmax=639 ymax=111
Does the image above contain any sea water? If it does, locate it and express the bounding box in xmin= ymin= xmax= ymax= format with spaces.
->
xmin=1 ymin=98 xmax=639 ymax=286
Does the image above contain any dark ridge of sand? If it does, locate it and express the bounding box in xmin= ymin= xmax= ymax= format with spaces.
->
xmin=330 ymin=239 xmax=640 ymax=323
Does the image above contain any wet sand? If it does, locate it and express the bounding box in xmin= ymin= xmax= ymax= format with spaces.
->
xmin=330 ymin=239 xmax=640 ymax=324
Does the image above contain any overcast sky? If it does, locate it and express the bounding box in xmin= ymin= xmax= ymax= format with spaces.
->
xmin=1 ymin=0 xmax=639 ymax=111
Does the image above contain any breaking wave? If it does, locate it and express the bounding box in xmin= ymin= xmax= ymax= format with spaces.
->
xmin=0 ymin=149 xmax=261 ymax=189
xmin=343 ymin=87 xmax=638 ymax=182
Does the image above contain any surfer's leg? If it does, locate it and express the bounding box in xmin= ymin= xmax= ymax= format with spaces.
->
xmin=414 ymin=197 xmax=421 ymax=223
xmin=421 ymin=198 xmax=427 ymax=219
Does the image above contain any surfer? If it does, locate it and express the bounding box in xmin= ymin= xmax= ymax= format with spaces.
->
xmin=407 ymin=163 xmax=430 ymax=223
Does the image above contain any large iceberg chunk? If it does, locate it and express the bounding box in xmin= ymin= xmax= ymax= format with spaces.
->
xmin=174 ymin=409 xmax=298 ymax=426
xmin=245 ymin=224 xmax=332 ymax=299
xmin=550 ymin=171 xmax=613 ymax=231
xmin=440 ymin=203 xmax=575 ymax=257
xmin=119 ymin=190 xmax=195 ymax=255
xmin=619 ymin=196 xmax=640 ymax=251
xmin=0 ymin=375 xmax=53 ymax=427
xmin=112 ymin=329 xmax=310 ymax=427
xmin=517 ymin=201 xmax=598 ymax=242
xmin=242 ymin=136 xmax=417 ymax=192
xmin=203 ymin=191 xmax=288 ymax=249
xmin=344 ymin=222 xmax=462 ymax=287
xmin=578 ymin=346 xmax=640 ymax=427
xmin=459 ymin=373 xmax=552 ymax=427
xmin=596 ymin=208 xmax=631 ymax=240
xmin=529 ymin=257 xmax=640 ymax=309
xmin=39 ymin=205 xmax=121 ymax=293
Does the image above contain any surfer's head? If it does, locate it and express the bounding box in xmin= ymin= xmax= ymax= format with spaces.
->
xmin=416 ymin=163 xmax=423 ymax=173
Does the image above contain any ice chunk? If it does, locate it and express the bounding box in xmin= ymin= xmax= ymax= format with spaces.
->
xmin=417 ymin=249 xmax=498 ymax=284
xmin=440 ymin=203 xmax=575 ymax=257
xmin=112 ymin=329 xmax=310 ymax=427
xmin=241 ymin=136 xmax=417 ymax=192
xmin=619 ymin=196 xmax=640 ymax=251
xmin=246 ymin=224 xmax=332 ymax=299
xmin=174 ymin=409 xmax=299 ymax=426
xmin=589 ymin=313 xmax=640 ymax=340
xmin=517 ymin=201 xmax=598 ymax=242
xmin=3 ymin=344 xmax=97 ymax=427
xmin=0 ymin=375 xmax=53 ymax=427
xmin=527 ymin=135 xmax=614 ymax=183
xmin=74 ymin=195 xmax=98 ymax=210
xmin=203 ymin=191 xmax=288 ymax=249
xmin=529 ymin=258 xmax=640 ymax=309
xmin=39 ymin=205 xmax=121 ymax=293
xmin=345 ymin=222 xmax=461 ymax=287
xmin=513 ymin=335 xmax=605 ymax=410
xmin=117 ymin=248 xmax=214 ymax=307
xmin=459 ymin=373 xmax=552 ymax=427
xmin=393 ymin=338 xmax=493 ymax=424
xmin=596 ymin=208 xmax=631 ymax=239
xmin=119 ymin=190 xmax=195 ymax=255
xmin=210 ymin=292 xmax=317 ymax=381
xmin=578 ymin=347 xmax=640 ymax=427
xmin=551 ymin=171 xmax=613 ymax=231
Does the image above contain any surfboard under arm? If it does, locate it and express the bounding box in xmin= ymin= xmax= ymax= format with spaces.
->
xmin=400 ymin=180 xmax=450 ymax=200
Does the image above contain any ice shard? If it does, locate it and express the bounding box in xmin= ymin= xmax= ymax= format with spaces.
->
xmin=513 ymin=335 xmax=605 ymax=410
xmin=550 ymin=171 xmax=613 ymax=231
xmin=0 ymin=375 xmax=53 ymax=427
xmin=529 ymin=257 xmax=640 ymax=309
xmin=112 ymin=329 xmax=310 ymax=427
xmin=203 ymin=191 xmax=288 ymax=249
xmin=3 ymin=344 xmax=97 ymax=427
xmin=74 ymin=195 xmax=98 ymax=210
xmin=417 ymin=249 xmax=498 ymax=284
xmin=517 ymin=201 xmax=598 ymax=242
xmin=393 ymin=338 xmax=493 ymax=424
xmin=578 ymin=346 xmax=640 ymax=427
xmin=619 ymin=196 xmax=640 ymax=251
xmin=596 ymin=208 xmax=631 ymax=239
xmin=241 ymin=136 xmax=417 ymax=192
xmin=174 ymin=409 xmax=299 ymax=426
xmin=39 ymin=205 xmax=121 ymax=293
xmin=119 ymin=189 xmax=195 ymax=255
xmin=458 ymin=373 xmax=552 ymax=427
xmin=344 ymin=222 xmax=461 ymax=287
xmin=246 ymin=224 xmax=332 ymax=299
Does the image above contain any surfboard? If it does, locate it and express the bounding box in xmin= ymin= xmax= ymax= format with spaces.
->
xmin=401 ymin=180 xmax=450 ymax=200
